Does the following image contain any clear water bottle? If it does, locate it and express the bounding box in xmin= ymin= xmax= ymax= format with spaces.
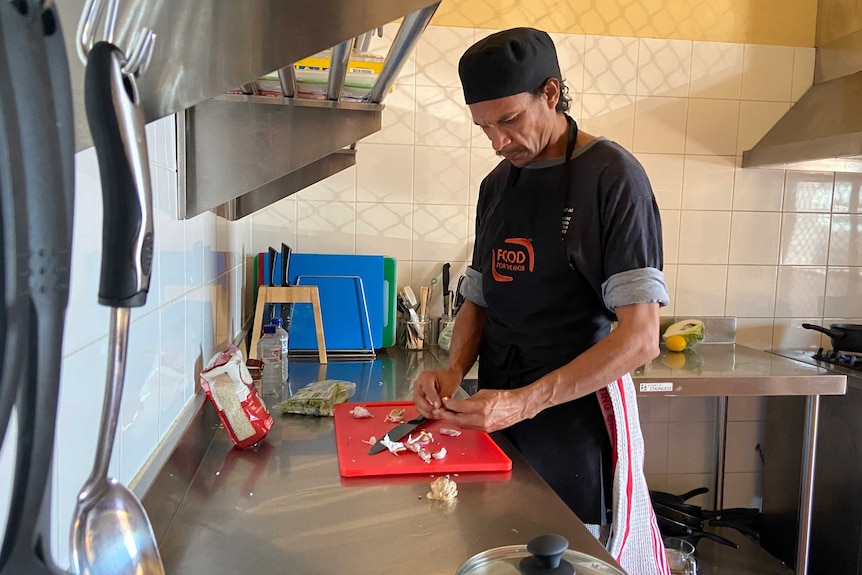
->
xmin=272 ymin=317 xmax=290 ymax=353
xmin=257 ymin=324 xmax=288 ymax=404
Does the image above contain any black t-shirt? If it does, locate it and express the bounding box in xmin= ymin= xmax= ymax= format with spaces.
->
xmin=472 ymin=137 xmax=665 ymax=325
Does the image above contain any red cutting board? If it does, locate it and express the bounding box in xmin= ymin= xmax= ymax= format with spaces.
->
xmin=333 ymin=401 xmax=512 ymax=478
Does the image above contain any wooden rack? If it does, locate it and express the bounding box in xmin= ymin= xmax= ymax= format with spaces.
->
xmin=249 ymin=286 xmax=327 ymax=363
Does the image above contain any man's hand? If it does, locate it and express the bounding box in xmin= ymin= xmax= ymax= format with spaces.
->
xmin=437 ymin=389 xmax=527 ymax=433
xmin=413 ymin=368 xmax=463 ymax=419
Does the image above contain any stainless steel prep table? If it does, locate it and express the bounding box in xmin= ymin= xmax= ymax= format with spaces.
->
xmin=152 ymin=349 xmax=622 ymax=575
xmin=631 ymin=344 xmax=846 ymax=575
xmin=440 ymin=343 xmax=845 ymax=575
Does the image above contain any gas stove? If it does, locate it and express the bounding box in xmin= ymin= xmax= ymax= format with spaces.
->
xmin=772 ymin=348 xmax=862 ymax=389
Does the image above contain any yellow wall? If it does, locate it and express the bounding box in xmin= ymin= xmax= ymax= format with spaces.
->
xmin=431 ymin=0 xmax=817 ymax=47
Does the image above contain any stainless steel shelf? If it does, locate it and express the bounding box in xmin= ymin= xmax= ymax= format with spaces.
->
xmin=181 ymin=95 xmax=382 ymax=219
xmin=56 ymin=0 xmax=440 ymax=152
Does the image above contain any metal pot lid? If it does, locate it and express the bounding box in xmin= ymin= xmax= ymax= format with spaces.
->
xmin=456 ymin=535 xmax=626 ymax=575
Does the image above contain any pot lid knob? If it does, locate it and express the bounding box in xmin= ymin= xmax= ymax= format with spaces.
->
xmin=520 ymin=535 xmax=573 ymax=575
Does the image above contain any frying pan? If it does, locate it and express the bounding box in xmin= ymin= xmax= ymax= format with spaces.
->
xmin=0 ymin=2 xmax=73 ymax=575
xmin=656 ymin=515 xmax=738 ymax=549
xmin=650 ymin=487 xmax=709 ymax=506
xmin=653 ymin=501 xmax=760 ymax=540
xmin=659 ymin=499 xmax=760 ymax=522
xmin=802 ymin=323 xmax=862 ymax=353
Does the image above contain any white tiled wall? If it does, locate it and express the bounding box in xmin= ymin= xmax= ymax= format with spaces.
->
xmin=250 ymin=25 xmax=861 ymax=510
xmin=0 ymin=115 xmax=250 ymax=568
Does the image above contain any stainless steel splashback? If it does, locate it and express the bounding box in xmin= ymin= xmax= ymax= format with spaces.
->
xmin=57 ymin=0 xmax=439 ymax=152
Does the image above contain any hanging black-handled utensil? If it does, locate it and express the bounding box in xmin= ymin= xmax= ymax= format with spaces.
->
xmin=0 ymin=1 xmax=29 ymax=451
xmin=70 ymin=2 xmax=163 ymax=572
xmin=0 ymin=1 xmax=73 ymax=574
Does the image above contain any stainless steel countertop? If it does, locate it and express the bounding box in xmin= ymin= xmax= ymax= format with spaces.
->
xmin=156 ymin=349 xmax=621 ymax=574
xmin=447 ymin=343 xmax=846 ymax=398
xmin=631 ymin=344 xmax=847 ymax=397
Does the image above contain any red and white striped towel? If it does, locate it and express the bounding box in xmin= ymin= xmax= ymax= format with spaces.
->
xmin=593 ymin=373 xmax=671 ymax=575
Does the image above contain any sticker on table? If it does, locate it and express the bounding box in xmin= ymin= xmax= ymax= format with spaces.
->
xmin=639 ymin=382 xmax=674 ymax=393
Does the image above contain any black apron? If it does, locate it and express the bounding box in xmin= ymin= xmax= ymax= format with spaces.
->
xmin=478 ymin=116 xmax=612 ymax=525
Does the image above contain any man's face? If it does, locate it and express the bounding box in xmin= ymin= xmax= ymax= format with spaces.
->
xmin=469 ymin=85 xmax=558 ymax=168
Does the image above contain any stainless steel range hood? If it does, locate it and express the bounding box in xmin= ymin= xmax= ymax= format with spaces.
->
xmin=742 ymin=0 xmax=862 ymax=172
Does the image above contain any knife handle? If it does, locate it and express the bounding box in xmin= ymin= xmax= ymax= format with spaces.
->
xmin=85 ymin=41 xmax=153 ymax=308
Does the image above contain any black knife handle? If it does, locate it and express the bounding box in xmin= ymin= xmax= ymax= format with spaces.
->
xmin=442 ymin=263 xmax=450 ymax=295
xmin=85 ymin=41 xmax=153 ymax=308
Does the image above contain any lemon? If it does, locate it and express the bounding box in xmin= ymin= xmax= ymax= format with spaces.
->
xmin=665 ymin=335 xmax=687 ymax=352
xmin=661 ymin=351 xmax=687 ymax=370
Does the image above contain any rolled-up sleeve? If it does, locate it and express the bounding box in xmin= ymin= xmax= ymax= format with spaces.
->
xmin=601 ymin=267 xmax=669 ymax=311
xmin=459 ymin=266 xmax=487 ymax=308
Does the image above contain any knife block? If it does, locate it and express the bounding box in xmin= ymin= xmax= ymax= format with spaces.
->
xmin=250 ymin=286 xmax=327 ymax=363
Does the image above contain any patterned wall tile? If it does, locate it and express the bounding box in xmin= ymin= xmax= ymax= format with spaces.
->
xmin=824 ymin=267 xmax=862 ymax=318
xmin=775 ymin=266 xmax=827 ymax=317
xmin=361 ymin=84 xmax=415 ymax=146
xmin=414 ymin=146 xmax=471 ymax=205
xmin=637 ymin=38 xmax=692 ymax=98
xmin=583 ymin=35 xmax=639 ymax=95
xmin=356 ymin=143 xmax=414 ymax=203
xmin=415 ymin=26 xmax=475 ymax=88
xmin=685 ymin=99 xmax=740 ymax=156
xmin=415 ymin=86 xmax=473 ymax=147
xmin=294 ymin=165 xmax=357 ymax=203
xmin=633 ymin=96 xmax=688 ymax=154
xmin=741 ymin=44 xmax=795 ymax=102
xmin=736 ymin=101 xmax=791 ymax=155
xmin=412 ymin=204 xmax=469 ymax=262
xmin=356 ymin=202 xmax=414 ymax=261
xmin=581 ymin=94 xmax=636 ymax=149
xmin=682 ymin=155 xmax=736 ymax=210
xmin=637 ymin=153 xmax=684 ymax=210
xmin=791 ymin=47 xmax=816 ymax=102
xmin=725 ymin=265 xmax=777 ymax=318
xmin=732 ymin=163 xmax=785 ymax=212
xmin=690 ymin=41 xmax=744 ymax=100
xmin=296 ymin=200 xmax=356 ymax=254
xmin=779 ymin=213 xmax=831 ymax=265
xmin=834 ymin=173 xmax=862 ymax=213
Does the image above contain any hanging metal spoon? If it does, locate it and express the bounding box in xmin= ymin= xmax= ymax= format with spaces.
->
xmin=70 ymin=34 xmax=163 ymax=575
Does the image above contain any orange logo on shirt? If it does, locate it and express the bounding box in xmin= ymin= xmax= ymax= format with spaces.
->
xmin=492 ymin=238 xmax=535 ymax=282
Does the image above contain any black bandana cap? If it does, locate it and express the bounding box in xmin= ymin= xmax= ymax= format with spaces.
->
xmin=458 ymin=27 xmax=561 ymax=105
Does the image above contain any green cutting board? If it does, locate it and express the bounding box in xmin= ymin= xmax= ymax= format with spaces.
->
xmin=383 ymin=257 xmax=397 ymax=348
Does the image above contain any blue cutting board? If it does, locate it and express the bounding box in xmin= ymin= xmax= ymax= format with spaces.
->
xmin=287 ymin=254 xmax=384 ymax=351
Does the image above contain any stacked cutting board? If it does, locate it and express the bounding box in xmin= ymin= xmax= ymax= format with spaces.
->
xmin=254 ymin=251 xmax=398 ymax=354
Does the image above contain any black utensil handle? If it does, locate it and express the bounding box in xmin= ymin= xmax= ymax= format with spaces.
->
xmin=85 ymin=41 xmax=153 ymax=308
xmin=678 ymin=486 xmax=710 ymax=501
xmin=442 ymin=263 xmax=450 ymax=295
xmin=802 ymin=323 xmax=843 ymax=339
xmin=709 ymin=519 xmax=760 ymax=539
xmin=691 ymin=530 xmax=739 ymax=548
xmin=0 ymin=17 xmax=28 ymax=448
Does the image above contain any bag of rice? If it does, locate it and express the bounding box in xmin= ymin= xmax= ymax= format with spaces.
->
xmin=201 ymin=346 xmax=273 ymax=448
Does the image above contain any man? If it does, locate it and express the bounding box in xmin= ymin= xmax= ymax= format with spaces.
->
xmin=413 ymin=28 xmax=670 ymax=574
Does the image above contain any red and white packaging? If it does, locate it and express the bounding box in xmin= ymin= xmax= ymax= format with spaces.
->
xmin=201 ymin=346 xmax=273 ymax=449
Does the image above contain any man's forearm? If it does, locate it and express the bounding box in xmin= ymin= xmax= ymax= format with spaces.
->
xmin=445 ymin=300 xmax=486 ymax=379
xmin=517 ymin=303 xmax=660 ymax=418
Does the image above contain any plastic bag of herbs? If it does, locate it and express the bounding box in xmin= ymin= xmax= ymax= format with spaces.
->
xmin=280 ymin=379 xmax=357 ymax=416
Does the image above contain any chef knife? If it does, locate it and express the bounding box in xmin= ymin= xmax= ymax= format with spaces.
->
xmin=280 ymin=242 xmax=292 ymax=326
xmin=368 ymin=415 xmax=428 ymax=455
xmin=442 ymin=262 xmax=450 ymax=318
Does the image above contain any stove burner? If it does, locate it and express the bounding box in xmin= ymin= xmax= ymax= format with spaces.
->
xmin=813 ymin=348 xmax=862 ymax=371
